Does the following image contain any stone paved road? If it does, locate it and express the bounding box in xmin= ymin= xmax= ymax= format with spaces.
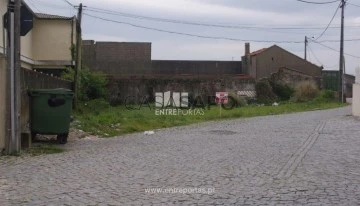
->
xmin=1 ymin=107 xmax=360 ymax=205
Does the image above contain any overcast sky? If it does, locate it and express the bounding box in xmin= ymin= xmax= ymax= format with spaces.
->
xmin=26 ymin=0 xmax=360 ymax=75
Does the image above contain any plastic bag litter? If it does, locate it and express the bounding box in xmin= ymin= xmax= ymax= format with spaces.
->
xmin=144 ymin=131 xmax=155 ymax=135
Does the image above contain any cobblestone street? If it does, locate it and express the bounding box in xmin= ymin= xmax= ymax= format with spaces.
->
xmin=1 ymin=107 xmax=360 ymax=205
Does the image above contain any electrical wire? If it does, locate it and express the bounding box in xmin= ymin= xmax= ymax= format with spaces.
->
xmin=310 ymin=40 xmax=360 ymax=58
xmin=82 ymin=6 xmax=360 ymax=31
xmin=31 ymin=0 xmax=72 ymax=10
xmin=308 ymin=44 xmax=324 ymax=65
xmin=26 ymin=0 xmax=41 ymax=12
xmin=83 ymin=13 xmax=307 ymax=43
xmin=348 ymin=2 xmax=360 ymax=7
xmin=82 ymin=11 xmax=360 ymax=43
xmin=319 ymin=38 xmax=360 ymax=42
xmin=296 ymin=0 xmax=340 ymax=4
xmin=314 ymin=1 xmax=341 ymax=40
xmin=61 ymin=0 xmax=75 ymax=7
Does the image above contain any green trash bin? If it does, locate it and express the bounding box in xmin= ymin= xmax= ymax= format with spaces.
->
xmin=28 ymin=88 xmax=74 ymax=144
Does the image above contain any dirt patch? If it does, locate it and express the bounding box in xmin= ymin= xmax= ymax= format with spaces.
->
xmin=34 ymin=128 xmax=98 ymax=142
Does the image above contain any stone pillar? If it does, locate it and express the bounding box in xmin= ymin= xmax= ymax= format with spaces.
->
xmin=242 ymin=43 xmax=251 ymax=75
xmin=245 ymin=43 xmax=250 ymax=56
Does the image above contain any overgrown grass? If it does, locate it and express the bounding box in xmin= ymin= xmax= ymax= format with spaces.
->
xmin=23 ymin=144 xmax=64 ymax=156
xmin=73 ymin=100 xmax=347 ymax=137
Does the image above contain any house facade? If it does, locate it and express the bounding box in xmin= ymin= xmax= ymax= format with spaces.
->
xmin=0 ymin=0 xmax=76 ymax=152
xmin=242 ymin=43 xmax=323 ymax=83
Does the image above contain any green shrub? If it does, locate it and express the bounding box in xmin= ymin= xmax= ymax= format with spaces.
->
xmin=314 ymin=90 xmax=336 ymax=102
xmin=255 ymin=80 xmax=277 ymax=104
xmin=229 ymin=92 xmax=248 ymax=107
xmin=78 ymin=98 xmax=111 ymax=115
xmin=270 ymin=82 xmax=294 ymax=101
xmin=61 ymin=67 xmax=108 ymax=101
xmin=293 ymin=81 xmax=319 ymax=102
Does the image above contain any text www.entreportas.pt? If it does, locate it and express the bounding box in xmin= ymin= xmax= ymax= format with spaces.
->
xmin=145 ymin=187 xmax=215 ymax=195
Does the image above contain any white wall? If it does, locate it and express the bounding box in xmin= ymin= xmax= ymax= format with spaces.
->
xmin=353 ymin=84 xmax=360 ymax=117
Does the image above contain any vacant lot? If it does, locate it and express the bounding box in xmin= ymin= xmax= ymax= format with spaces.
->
xmin=74 ymin=100 xmax=346 ymax=137
xmin=1 ymin=106 xmax=359 ymax=205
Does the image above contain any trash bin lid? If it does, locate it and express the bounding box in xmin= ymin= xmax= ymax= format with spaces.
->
xmin=28 ymin=88 xmax=73 ymax=95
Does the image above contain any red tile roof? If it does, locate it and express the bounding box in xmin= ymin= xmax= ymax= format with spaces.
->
xmin=249 ymin=48 xmax=268 ymax=56
xmin=35 ymin=13 xmax=74 ymax=20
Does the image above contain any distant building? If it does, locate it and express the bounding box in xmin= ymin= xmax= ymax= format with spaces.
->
xmin=241 ymin=43 xmax=323 ymax=83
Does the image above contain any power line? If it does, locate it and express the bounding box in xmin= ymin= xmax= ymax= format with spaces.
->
xmin=31 ymin=0 xmax=72 ymax=10
xmin=83 ymin=13 xmax=306 ymax=43
xmin=308 ymin=44 xmax=324 ymax=65
xmin=296 ymin=0 xmax=340 ymax=4
xmin=61 ymin=0 xmax=75 ymax=7
xmin=83 ymin=9 xmax=308 ymax=35
xmin=83 ymin=11 xmax=360 ymax=43
xmin=83 ymin=6 xmax=360 ymax=31
xmin=315 ymin=1 xmax=341 ymax=40
xmin=311 ymin=40 xmax=360 ymax=58
xmin=348 ymin=2 xmax=360 ymax=7
xmin=26 ymin=0 xmax=41 ymax=12
xmin=319 ymin=38 xmax=360 ymax=42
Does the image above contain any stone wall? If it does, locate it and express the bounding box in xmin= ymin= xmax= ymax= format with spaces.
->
xmin=107 ymin=77 xmax=255 ymax=105
xmin=270 ymin=67 xmax=322 ymax=88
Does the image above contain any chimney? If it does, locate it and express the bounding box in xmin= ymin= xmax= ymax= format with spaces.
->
xmin=245 ymin=42 xmax=250 ymax=56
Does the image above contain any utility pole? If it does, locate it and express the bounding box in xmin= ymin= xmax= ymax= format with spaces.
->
xmin=305 ymin=36 xmax=308 ymax=60
xmin=14 ymin=0 xmax=21 ymax=153
xmin=74 ymin=3 xmax=83 ymax=109
xmin=5 ymin=0 xmax=21 ymax=154
xmin=339 ymin=0 xmax=346 ymax=102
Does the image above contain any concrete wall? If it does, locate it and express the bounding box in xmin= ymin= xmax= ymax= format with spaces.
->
xmin=32 ymin=18 xmax=74 ymax=61
xmin=151 ymin=60 xmax=242 ymax=77
xmin=107 ymin=77 xmax=255 ymax=105
xmin=82 ymin=40 xmax=243 ymax=78
xmin=247 ymin=45 xmax=323 ymax=80
xmin=95 ymin=42 xmax=151 ymax=61
xmin=21 ymin=29 xmax=33 ymax=60
xmin=82 ymin=41 xmax=152 ymax=76
xmin=353 ymin=84 xmax=360 ymax=117
xmin=0 ymin=57 xmax=5 ymax=151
